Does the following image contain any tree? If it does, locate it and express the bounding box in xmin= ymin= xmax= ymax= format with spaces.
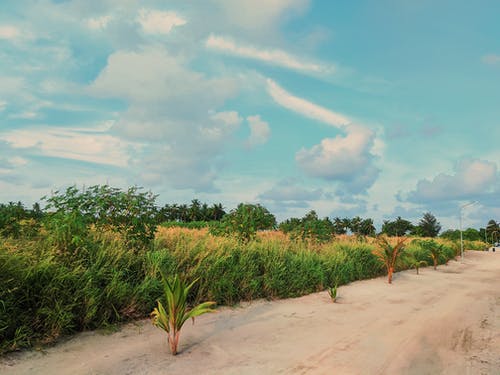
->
xmin=373 ymin=236 xmax=407 ymax=284
xmin=332 ymin=217 xmax=349 ymax=235
xmin=279 ymin=211 xmax=334 ymax=243
xmin=416 ymin=212 xmax=441 ymax=237
xmin=43 ymin=185 xmax=158 ymax=247
xmin=211 ymin=203 xmax=276 ymax=242
xmin=486 ymin=219 xmax=499 ymax=243
xmin=381 ymin=216 xmax=414 ymax=237
xmin=349 ymin=216 xmax=376 ymax=237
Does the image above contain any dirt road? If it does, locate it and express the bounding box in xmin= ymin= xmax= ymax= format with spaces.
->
xmin=2 ymin=251 xmax=499 ymax=374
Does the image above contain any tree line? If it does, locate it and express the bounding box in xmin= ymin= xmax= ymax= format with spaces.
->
xmin=0 ymin=185 xmax=497 ymax=245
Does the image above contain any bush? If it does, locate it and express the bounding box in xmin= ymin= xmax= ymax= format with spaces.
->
xmin=43 ymin=185 xmax=158 ymax=248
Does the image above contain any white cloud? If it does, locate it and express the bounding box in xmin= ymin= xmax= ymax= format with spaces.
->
xmin=213 ymin=0 xmax=309 ymax=31
xmin=1 ymin=126 xmax=135 ymax=167
xmin=408 ymin=158 xmax=498 ymax=202
xmin=0 ymin=25 xmax=21 ymax=40
xmin=266 ymin=79 xmax=350 ymax=127
xmin=206 ymin=35 xmax=332 ymax=74
xmin=482 ymin=54 xmax=500 ymax=65
xmin=137 ymin=9 xmax=186 ymax=34
xmin=87 ymin=15 xmax=112 ymax=30
xmin=296 ymin=124 xmax=378 ymax=183
xmin=246 ymin=115 xmax=270 ymax=147
xmin=89 ymin=46 xmax=240 ymax=191
xmin=266 ymin=79 xmax=379 ymax=192
xmin=0 ymin=101 xmax=6 ymax=112
xmin=259 ymin=178 xmax=323 ymax=202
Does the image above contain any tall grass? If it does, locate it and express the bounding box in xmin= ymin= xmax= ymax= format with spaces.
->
xmin=0 ymin=228 xmax=473 ymax=353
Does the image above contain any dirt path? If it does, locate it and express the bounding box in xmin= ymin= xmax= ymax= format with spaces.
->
xmin=2 ymin=251 xmax=499 ymax=375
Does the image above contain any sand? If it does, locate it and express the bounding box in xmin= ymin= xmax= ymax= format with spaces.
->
xmin=1 ymin=251 xmax=499 ymax=375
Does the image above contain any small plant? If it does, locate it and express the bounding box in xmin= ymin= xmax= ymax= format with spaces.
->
xmin=405 ymin=254 xmax=427 ymax=275
xmin=418 ymin=240 xmax=444 ymax=270
xmin=373 ymin=236 xmax=407 ymax=284
xmin=151 ymin=273 xmax=215 ymax=355
xmin=327 ymin=284 xmax=338 ymax=302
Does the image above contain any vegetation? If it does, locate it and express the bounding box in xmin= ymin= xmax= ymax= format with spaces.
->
xmin=381 ymin=216 xmax=414 ymax=237
xmin=327 ymin=284 xmax=338 ymax=303
xmin=279 ymin=210 xmax=334 ymax=243
xmin=151 ymin=274 xmax=215 ymax=355
xmin=209 ymin=203 xmax=276 ymax=242
xmin=420 ymin=240 xmax=445 ymax=269
xmin=0 ymin=186 xmax=490 ymax=354
xmin=415 ymin=212 xmax=441 ymax=238
xmin=43 ymin=185 xmax=158 ymax=248
xmin=373 ymin=236 xmax=407 ymax=284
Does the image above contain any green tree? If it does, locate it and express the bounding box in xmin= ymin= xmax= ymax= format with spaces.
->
xmin=486 ymin=219 xmax=499 ymax=243
xmin=279 ymin=211 xmax=334 ymax=243
xmin=43 ymin=185 xmax=158 ymax=247
xmin=381 ymin=216 xmax=414 ymax=237
xmin=415 ymin=212 xmax=441 ymax=238
xmin=211 ymin=203 xmax=276 ymax=242
xmin=332 ymin=217 xmax=349 ymax=235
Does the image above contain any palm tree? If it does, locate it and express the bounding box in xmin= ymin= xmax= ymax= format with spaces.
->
xmin=373 ymin=236 xmax=407 ymax=284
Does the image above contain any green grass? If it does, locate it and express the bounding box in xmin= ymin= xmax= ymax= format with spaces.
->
xmin=0 ymin=228 xmax=470 ymax=353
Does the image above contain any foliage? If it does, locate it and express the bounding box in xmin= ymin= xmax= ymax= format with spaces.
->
xmin=157 ymin=200 xmax=226 ymax=223
xmin=486 ymin=219 xmax=499 ymax=243
xmin=160 ymin=221 xmax=216 ymax=230
xmin=413 ymin=239 xmax=445 ymax=269
xmin=332 ymin=217 xmax=350 ymax=235
xmin=373 ymin=236 xmax=407 ymax=283
xmin=381 ymin=216 xmax=414 ymax=237
xmin=349 ymin=216 xmax=376 ymax=237
xmin=279 ymin=211 xmax=334 ymax=243
xmin=327 ymin=284 xmax=338 ymax=302
xmin=0 ymin=202 xmax=42 ymax=238
xmin=43 ymin=185 xmax=158 ymax=248
xmin=440 ymin=228 xmax=483 ymax=241
xmin=2 ymin=222 xmax=465 ymax=354
xmin=415 ymin=212 xmax=441 ymax=238
xmin=151 ymin=274 xmax=215 ymax=355
xmin=209 ymin=203 xmax=276 ymax=242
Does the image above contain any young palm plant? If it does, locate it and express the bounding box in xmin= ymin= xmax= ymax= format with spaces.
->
xmin=405 ymin=254 xmax=428 ymax=275
xmin=419 ymin=240 xmax=444 ymax=270
xmin=374 ymin=236 xmax=407 ymax=284
xmin=151 ymin=273 xmax=216 ymax=355
xmin=327 ymin=284 xmax=338 ymax=303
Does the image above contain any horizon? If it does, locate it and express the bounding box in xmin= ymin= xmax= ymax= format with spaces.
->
xmin=1 ymin=1 xmax=499 ymax=231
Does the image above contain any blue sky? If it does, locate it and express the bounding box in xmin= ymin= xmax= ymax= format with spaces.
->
xmin=0 ymin=0 xmax=499 ymax=230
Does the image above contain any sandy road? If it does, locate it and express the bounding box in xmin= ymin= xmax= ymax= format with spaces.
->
xmin=2 ymin=251 xmax=499 ymax=375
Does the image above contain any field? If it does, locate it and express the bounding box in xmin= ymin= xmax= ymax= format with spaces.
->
xmin=0 ymin=225 xmax=486 ymax=354
xmin=1 ymin=250 xmax=499 ymax=374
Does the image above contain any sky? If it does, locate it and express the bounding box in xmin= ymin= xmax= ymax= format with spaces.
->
xmin=0 ymin=0 xmax=499 ymax=230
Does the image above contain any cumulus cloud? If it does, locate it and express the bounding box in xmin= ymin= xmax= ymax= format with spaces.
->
xmin=266 ymin=79 xmax=349 ymax=127
xmin=407 ymin=158 xmax=498 ymax=203
xmin=266 ymin=79 xmax=380 ymax=192
xmin=89 ymin=46 xmax=242 ymax=191
xmin=137 ymin=9 xmax=186 ymax=34
xmin=206 ymin=35 xmax=332 ymax=74
xmin=246 ymin=115 xmax=270 ymax=147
